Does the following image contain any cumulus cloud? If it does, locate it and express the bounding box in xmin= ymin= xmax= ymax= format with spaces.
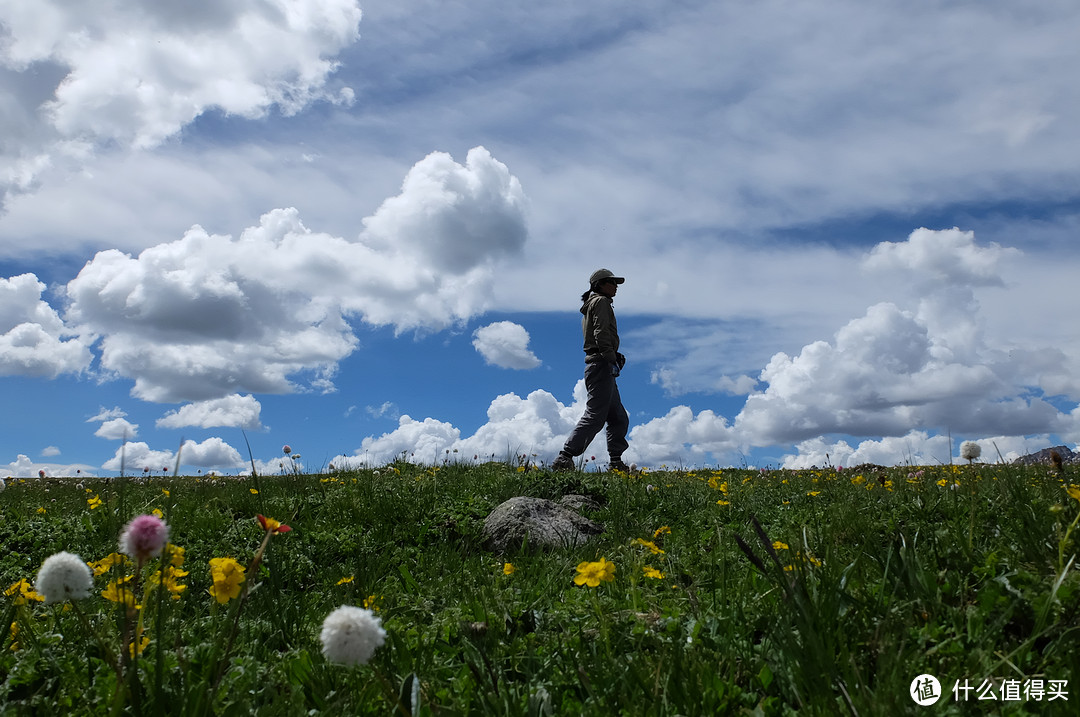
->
xmin=157 ymin=394 xmax=264 ymax=430
xmin=102 ymin=437 xmax=244 ymax=472
xmin=62 ymin=147 xmax=527 ymax=402
xmin=0 ymin=274 xmax=90 ymax=377
xmin=40 ymin=446 xmax=60 ymax=457
xmin=628 ymin=406 xmax=739 ymax=466
xmin=778 ymin=432 xmax=1047 ymax=469
xmin=472 ymin=321 xmax=541 ymax=369
xmin=340 ymin=380 xmax=614 ymax=467
xmin=94 ymin=418 xmax=138 ymax=441
xmin=3 ymin=453 xmax=97 ymax=478
xmin=0 ymin=0 xmax=362 ymax=202
xmin=735 ymin=228 xmax=1068 ymax=446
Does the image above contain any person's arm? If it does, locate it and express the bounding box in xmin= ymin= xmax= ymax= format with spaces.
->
xmin=590 ymin=298 xmax=619 ymax=364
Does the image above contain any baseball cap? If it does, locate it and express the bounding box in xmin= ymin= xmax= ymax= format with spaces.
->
xmin=589 ymin=268 xmax=625 ymax=285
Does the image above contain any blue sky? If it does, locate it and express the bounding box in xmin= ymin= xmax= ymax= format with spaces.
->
xmin=2 ymin=0 xmax=1080 ymax=477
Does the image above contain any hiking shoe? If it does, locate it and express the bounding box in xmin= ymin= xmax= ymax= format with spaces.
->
xmin=551 ymin=454 xmax=575 ymax=472
xmin=609 ymin=459 xmax=631 ymax=473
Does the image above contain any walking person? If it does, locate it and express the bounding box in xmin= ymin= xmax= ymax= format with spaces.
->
xmin=552 ymin=269 xmax=631 ymax=472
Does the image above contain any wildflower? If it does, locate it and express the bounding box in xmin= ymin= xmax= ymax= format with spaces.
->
xmin=642 ymin=565 xmax=665 ymax=580
xmin=148 ymin=565 xmax=188 ymax=599
xmin=772 ymin=541 xmax=789 ymax=550
xmin=653 ymin=526 xmax=671 ymax=539
xmin=102 ymin=576 xmax=137 ymax=608
xmin=320 ymin=605 xmax=386 ymax=666
xmin=88 ymin=553 xmax=128 ymax=576
xmin=208 ymin=557 xmax=245 ymax=604
xmin=165 ymin=544 xmax=185 ymax=567
xmin=8 ymin=621 xmax=18 ymax=650
xmin=960 ymin=441 xmax=981 ymax=462
xmin=35 ymin=552 xmax=94 ymax=604
xmin=162 ymin=489 xmax=170 ymax=497
xmin=574 ymin=558 xmax=616 ymax=587
xmin=249 ymin=488 xmax=259 ymax=495
xmin=129 ymin=636 xmax=150 ymax=657
xmin=36 ymin=507 xmax=46 ymax=514
xmin=5 ymin=579 xmax=44 ymax=605
xmin=503 ymin=562 xmax=515 ymax=575
xmin=1066 ymin=485 xmax=1080 ymax=502
xmin=937 ymin=478 xmax=948 ymax=487
xmin=337 ymin=576 xmax=355 ymax=585
xmin=283 ymin=445 xmax=291 ymax=455
xmin=85 ymin=494 xmax=103 ymax=509
xmin=151 ymin=508 xmax=164 ymax=518
xmin=717 ymin=500 xmax=731 ymax=506
xmin=39 ymin=469 xmax=45 ymax=478
xmin=119 ymin=514 xmax=169 ymax=564
xmin=632 ymin=538 xmax=665 ymax=555
xmin=363 ymin=595 xmax=381 ymax=611
xmin=807 ymin=491 xmax=821 ymax=497
xmin=257 ymin=514 xmax=292 ymax=534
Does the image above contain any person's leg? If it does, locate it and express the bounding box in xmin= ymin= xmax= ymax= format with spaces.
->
xmin=605 ymin=381 xmax=630 ymax=464
xmin=558 ymin=362 xmax=614 ymax=460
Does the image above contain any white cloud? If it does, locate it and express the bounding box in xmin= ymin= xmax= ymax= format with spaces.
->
xmin=472 ymin=321 xmax=541 ymax=369
xmin=0 ymin=274 xmax=91 ymax=377
xmin=94 ymin=418 xmax=138 ymax=441
xmin=157 ymin=394 xmax=264 ymax=430
xmin=628 ymin=406 xmax=739 ymax=466
xmin=62 ymin=147 xmax=527 ymax=402
xmin=40 ymin=446 xmax=59 ymax=457
xmin=0 ymin=0 xmax=362 ymax=202
xmin=778 ymin=432 xmax=1052 ymax=469
xmin=101 ymin=437 xmax=244 ymax=472
xmin=2 ymin=453 xmax=97 ymax=478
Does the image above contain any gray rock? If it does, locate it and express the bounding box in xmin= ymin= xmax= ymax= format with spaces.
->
xmin=483 ymin=496 xmax=604 ymax=554
xmin=558 ymin=494 xmax=602 ymax=512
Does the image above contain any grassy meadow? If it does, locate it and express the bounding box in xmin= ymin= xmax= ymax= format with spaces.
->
xmin=1 ymin=459 xmax=1078 ymax=715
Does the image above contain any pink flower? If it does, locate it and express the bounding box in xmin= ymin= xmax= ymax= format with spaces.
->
xmin=119 ymin=514 xmax=170 ymax=563
xmin=38 ymin=469 xmax=45 ymax=478
xmin=282 ymin=445 xmax=292 ymax=455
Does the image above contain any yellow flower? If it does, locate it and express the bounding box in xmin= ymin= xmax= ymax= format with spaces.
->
xmin=503 ymin=562 xmax=515 ymax=575
xmin=642 ymin=565 xmax=665 ymax=580
xmin=36 ymin=507 xmax=46 ymax=514
xmin=336 ymin=575 xmax=355 ymax=585
xmin=148 ymin=566 xmax=188 ymax=600
xmin=851 ymin=474 xmax=865 ymax=485
xmin=87 ymin=495 xmax=103 ymax=510
xmin=249 ymin=488 xmax=259 ymax=495
xmin=208 ymin=557 xmax=246 ymax=604
xmin=165 ymin=544 xmax=185 ymax=567
xmin=653 ymin=526 xmax=671 ymax=539
xmin=4 ymin=579 xmax=44 ymax=605
xmin=807 ymin=491 xmax=821 ymax=497
xmin=8 ymin=622 xmax=18 ymax=651
xmin=88 ymin=552 xmax=129 ymax=577
xmin=1066 ymin=485 xmax=1080 ymax=502
xmin=937 ymin=478 xmax=948 ymax=487
xmin=151 ymin=508 xmax=164 ymax=518
xmin=102 ymin=576 xmax=137 ymax=608
xmin=129 ymin=636 xmax=150 ymax=658
xmin=632 ymin=538 xmax=665 ymax=555
xmin=717 ymin=500 xmax=731 ymax=506
xmin=772 ymin=541 xmax=789 ymax=550
xmin=162 ymin=489 xmax=170 ymax=497
xmin=363 ymin=594 xmax=381 ymax=611
xmin=574 ymin=558 xmax=616 ymax=587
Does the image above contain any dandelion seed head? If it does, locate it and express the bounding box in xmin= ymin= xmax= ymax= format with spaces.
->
xmin=960 ymin=441 xmax=982 ymax=461
xmin=320 ymin=605 xmax=386 ymax=666
xmin=35 ymin=551 xmax=94 ymax=604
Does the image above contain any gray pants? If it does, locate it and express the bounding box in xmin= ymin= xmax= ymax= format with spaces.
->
xmin=561 ymin=361 xmax=629 ymax=460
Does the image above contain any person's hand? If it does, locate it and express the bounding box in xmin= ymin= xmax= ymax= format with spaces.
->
xmin=610 ymin=363 xmax=621 ymax=378
xmin=616 ymin=352 xmax=626 ymax=369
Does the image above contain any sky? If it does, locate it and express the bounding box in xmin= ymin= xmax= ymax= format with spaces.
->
xmin=2 ymin=0 xmax=1080 ymax=477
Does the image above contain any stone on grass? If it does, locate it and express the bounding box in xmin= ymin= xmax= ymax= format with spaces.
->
xmin=483 ymin=496 xmax=603 ymax=554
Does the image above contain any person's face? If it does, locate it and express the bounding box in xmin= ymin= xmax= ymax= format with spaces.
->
xmin=598 ymin=279 xmax=618 ymax=297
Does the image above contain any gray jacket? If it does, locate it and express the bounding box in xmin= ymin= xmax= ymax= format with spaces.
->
xmin=581 ymin=293 xmax=621 ymax=365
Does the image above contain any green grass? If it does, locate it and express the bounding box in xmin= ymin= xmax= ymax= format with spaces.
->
xmin=1 ymin=461 xmax=1078 ymax=715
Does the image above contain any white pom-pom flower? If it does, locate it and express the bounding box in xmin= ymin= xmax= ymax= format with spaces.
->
xmin=320 ymin=605 xmax=386 ymax=666
xmin=35 ymin=551 xmax=94 ymax=604
xmin=960 ymin=441 xmax=982 ymax=461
